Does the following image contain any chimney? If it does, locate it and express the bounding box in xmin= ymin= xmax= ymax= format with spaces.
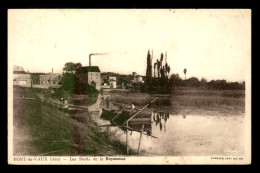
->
xmin=88 ymin=53 xmax=107 ymax=66
xmin=52 ymin=68 xmax=53 ymax=74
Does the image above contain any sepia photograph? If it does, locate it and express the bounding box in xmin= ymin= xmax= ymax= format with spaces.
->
xmin=8 ymin=9 xmax=251 ymax=165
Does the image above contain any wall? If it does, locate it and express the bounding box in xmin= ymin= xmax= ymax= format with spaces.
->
xmin=88 ymin=72 xmax=101 ymax=90
xmin=13 ymin=74 xmax=31 ymax=87
xmin=109 ymin=81 xmax=117 ymax=88
xmin=40 ymin=74 xmax=61 ymax=86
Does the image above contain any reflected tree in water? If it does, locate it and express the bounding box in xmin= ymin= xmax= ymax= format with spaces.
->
xmin=153 ymin=112 xmax=170 ymax=132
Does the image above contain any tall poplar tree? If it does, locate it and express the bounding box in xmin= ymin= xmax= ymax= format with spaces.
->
xmin=145 ymin=49 xmax=152 ymax=87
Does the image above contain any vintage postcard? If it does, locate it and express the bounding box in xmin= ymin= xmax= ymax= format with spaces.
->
xmin=8 ymin=9 xmax=251 ymax=165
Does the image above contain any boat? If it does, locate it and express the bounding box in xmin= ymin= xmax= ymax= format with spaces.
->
xmin=101 ymin=108 xmax=151 ymax=126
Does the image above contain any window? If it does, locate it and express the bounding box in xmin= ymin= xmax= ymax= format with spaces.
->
xmin=96 ymin=74 xmax=98 ymax=79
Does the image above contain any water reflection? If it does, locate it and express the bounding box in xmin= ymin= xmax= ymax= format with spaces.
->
xmin=152 ymin=112 xmax=170 ymax=133
xmin=101 ymin=108 xmax=244 ymax=156
xmin=128 ymin=120 xmax=152 ymax=136
xmin=126 ymin=112 xmax=171 ymax=137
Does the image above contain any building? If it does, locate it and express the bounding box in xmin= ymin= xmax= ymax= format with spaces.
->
xmin=31 ymin=73 xmax=45 ymax=85
xmin=109 ymin=77 xmax=117 ymax=88
xmin=13 ymin=65 xmax=32 ymax=87
xmin=75 ymin=66 xmax=101 ymax=90
xmin=131 ymin=72 xmax=144 ymax=83
xmin=40 ymin=73 xmax=62 ymax=87
xmin=13 ymin=65 xmax=24 ymax=72
xmin=13 ymin=71 xmax=31 ymax=87
xmin=135 ymin=75 xmax=143 ymax=83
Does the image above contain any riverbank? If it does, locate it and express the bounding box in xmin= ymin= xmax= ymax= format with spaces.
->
xmin=13 ymin=86 xmax=131 ymax=156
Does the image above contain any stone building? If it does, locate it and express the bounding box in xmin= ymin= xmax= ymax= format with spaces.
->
xmin=75 ymin=66 xmax=101 ymax=90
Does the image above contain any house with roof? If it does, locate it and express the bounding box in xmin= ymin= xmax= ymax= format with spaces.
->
xmin=75 ymin=66 xmax=101 ymax=90
xmin=13 ymin=65 xmax=32 ymax=87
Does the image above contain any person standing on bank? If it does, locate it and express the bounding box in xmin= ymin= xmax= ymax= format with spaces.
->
xmin=64 ymin=99 xmax=69 ymax=109
xmin=60 ymin=97 xmax=64 ymax=104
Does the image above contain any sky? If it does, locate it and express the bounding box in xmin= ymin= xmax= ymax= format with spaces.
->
xmin=8 ymin=9 xmax=251 ymax=82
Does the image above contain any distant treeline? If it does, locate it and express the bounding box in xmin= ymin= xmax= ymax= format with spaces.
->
xmin=169 ymin=74 xmax=245 ymax=90
xmin=143 ymin=49 xmax=245 ymax=93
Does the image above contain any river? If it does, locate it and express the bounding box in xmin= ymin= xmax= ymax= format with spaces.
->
xmin=78 ymin=94 xmax=245 ymax=156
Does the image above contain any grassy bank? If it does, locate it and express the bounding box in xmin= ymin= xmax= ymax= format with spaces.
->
xmin=109 ymin=88 xmax=245 ymax=115
xmin=13 ymin=86 xmax=128 ymax=156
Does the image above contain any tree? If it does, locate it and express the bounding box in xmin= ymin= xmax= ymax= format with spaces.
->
xmin=153 ymin=62 xmax=157 ymax=78
xmin=200 ymin=78 xmax=207 ymax=87
xmin=183 ymin=68 xmax=187 ymax=80
xmin=186 ymin=77 xmax=199 ymax=87
xmin=170 ymin=73 xmax=182 ymax=87
xmin=90 ymin=80 xmax=96 ymax=88
xmin=165 ymin=62 xmax=170 ymax=79
xmin=61 ymin=62 xmax=81 ymax=92
xmin=160 ymin=53 xmax=164 ymax=78
xmin=156 ymin=59 xmax=161 ymax=78
xmin=149 ymin=51 xmax=171 ymax=93
xmin=145 ymin=50 xmax=152 ymax=87
xmin=63 ymin=62 xmax=82 ymax=73
xmin=160 ymin=66 xmax=165 ymax=79
xmin=61 ymin=62 xmax=82 ymax=92
xmin=215 ymin=80 xmax=227 ymax=89
xmin=61 ymin=72 xmax=76 ymax=92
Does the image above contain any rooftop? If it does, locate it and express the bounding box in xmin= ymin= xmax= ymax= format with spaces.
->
xmin=13 ymin=71 xmax=28 ymax=74
xmin=76 ymin=66 xmax=101 ymax=73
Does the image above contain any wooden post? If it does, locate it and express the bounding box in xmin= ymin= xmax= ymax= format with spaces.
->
xmin=126 ymin=121 xmax=129 ymax=155
xmin=137 ymin=125 xmax=145 ymax=154
xmin=106 ymin=97 xmax=110 ymax=109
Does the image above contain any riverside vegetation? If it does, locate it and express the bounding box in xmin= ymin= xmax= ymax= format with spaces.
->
xmin=13 ymin=86 xmax=133 ymax=156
